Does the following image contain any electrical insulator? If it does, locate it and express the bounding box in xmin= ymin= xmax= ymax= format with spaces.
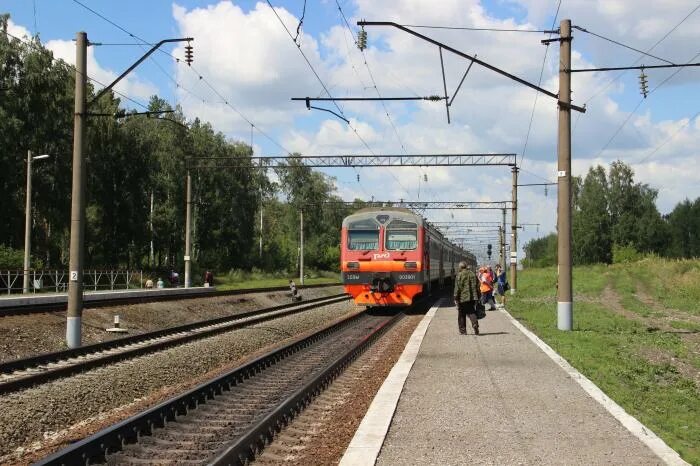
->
xmin=423 ymin=174 xmax=428 ymax=182
xmin=185 ymin=43 xmax=194 ymax=66
xmin=357 ymin=27 xmax=367 ymax=51
xmin=356 ymin=173 xmax=360 ymax=182
xmin=639 ymin=69 xmax=648 ymax=98
xmin=544 ymin=185 xmax=548 ymax=197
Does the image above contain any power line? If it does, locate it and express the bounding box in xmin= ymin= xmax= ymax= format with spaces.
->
xmin=71 ymin=0 xmax=293 ymax=155
xmin=266 ymin=0 xmax=413 ymax=198
xmin=520 ymin=0 xmax=561 ymax=170
xmin=572 ymin=26 xmax=674 ymax=64
xmin=575 ymin=2 xmax=700 ymax=112
xmin=636 ymin=110 xmax=700 ymax=165
xmin=1 ymin=29 xmax=150 ymax=111
xmin=595 ymin=49 xmax=700 ymax=158
xmin=335 ymin=1 xmax=433 ymax=202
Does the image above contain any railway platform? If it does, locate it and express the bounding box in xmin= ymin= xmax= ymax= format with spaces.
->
xmin=341 ymin=300 xmax=688 ymax=466
xmin=0 ymin=286 xmax=216 ymax=308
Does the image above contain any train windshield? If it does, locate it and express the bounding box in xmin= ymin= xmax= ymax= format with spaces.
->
xmin=385 ymin=219 xmax=418 ymax=250
xmin=347 ymin=218 xmax=380 ymax=250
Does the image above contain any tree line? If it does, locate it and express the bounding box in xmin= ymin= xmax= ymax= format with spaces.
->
xmin=524 ymin=160 xmax=700 ymax=267
xmin=0 ymin=16 xmax=360 ymax=275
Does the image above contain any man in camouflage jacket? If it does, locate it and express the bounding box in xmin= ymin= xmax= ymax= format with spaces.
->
xmin=454 ymin=261 xmax=481 ymax=335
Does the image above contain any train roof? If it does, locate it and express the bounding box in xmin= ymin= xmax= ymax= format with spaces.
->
xmin=342 ymin=207 xmax=424 ymax=229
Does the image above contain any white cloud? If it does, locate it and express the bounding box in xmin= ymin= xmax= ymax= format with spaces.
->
xmin=167 ymin=0 xmax=700 ymax=252
xmin=7 ymin=19 xmax=31 ymax=39
xmin=45 ymin=39 xmax=157 ymax=103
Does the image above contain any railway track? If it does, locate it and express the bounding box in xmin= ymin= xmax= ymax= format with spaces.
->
xmin=0 ymin=293 xmax=349 ymax=395
xmin=0 ymin=283 xmax=341 ymax=317
xmin=36 ymin=306 xmax=408 ymax=465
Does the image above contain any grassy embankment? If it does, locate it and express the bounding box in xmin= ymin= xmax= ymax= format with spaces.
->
xmin=215 ymin=269 xmax=340 ymax=291
xmin=509 ymin=258 xmax=700 ymax=465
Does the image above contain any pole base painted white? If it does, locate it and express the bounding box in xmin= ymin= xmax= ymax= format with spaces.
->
xmin=66 ymin=316 xmax=82 ymax=348
xmin=557 ymin=301 xmax=573 ymax=330
xmin=509 ymin=288 xmax=516 ymax=295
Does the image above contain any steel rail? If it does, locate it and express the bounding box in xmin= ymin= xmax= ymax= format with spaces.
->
xmin=212 ymin=312 xmax=403 ymax=465
xmin=0 ymin=294 xmax=349 ymax=394
xmin=35 ymin=307 xmax=407 ymax=465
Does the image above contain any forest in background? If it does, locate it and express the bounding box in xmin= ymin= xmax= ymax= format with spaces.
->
xmin=524 ymin=161 xmax=699 ymax=267
xmin=0 ymin=16 xmax=362 ymax=275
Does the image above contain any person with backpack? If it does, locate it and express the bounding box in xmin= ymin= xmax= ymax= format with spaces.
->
xmin=454 ymin=261 xmax=481 ymax=335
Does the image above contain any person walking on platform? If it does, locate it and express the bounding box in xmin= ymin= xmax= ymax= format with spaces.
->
xmin=454 ymin=261 xmax=481 ymax=335
xmin=479 ymin=266 xmax=497 ymax=311
xmin=495 ymin=264 xmax=507 ymax=308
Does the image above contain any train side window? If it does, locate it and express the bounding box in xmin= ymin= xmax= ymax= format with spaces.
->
xmin=347 ymin=218 xmax=380 ymax=250
xmin=385 ymin=219 xmax=417 ymax=250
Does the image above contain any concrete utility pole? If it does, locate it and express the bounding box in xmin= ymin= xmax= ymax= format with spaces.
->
xmin=510 ymin=166 xmax=518 ymax=294
xmin=66 ymin=31 xmax=87 ymax=348
xmin=184 ymin=170 xmax=192 ymax=288
xmin=557 ymin=19 xmax=573 ymax=331
xmin=299 ymin=210 xmax=304 ymax=286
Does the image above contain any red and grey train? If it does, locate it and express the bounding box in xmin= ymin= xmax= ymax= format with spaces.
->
xmin=340 ymin=208 xmax=476 ymax=306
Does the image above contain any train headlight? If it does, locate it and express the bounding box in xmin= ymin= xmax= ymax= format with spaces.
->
xmin=347 ymin=261 xmax=360 ymax=270
xmin=404 ymin=261 xmax=417 ymax=269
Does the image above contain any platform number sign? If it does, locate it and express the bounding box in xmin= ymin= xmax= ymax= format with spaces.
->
xmin=70 ymin=271 xmax=79 ymax=282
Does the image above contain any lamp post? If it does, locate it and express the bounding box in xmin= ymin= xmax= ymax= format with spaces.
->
xmin=24 ymin=150 xmax=50 ymax=293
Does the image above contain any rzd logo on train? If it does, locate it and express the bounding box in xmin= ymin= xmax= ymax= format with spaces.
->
xmin=373 ymin=252 xmax=390 ymax=260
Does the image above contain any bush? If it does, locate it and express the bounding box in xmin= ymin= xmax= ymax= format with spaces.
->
xmin=0 ymin=245 xmax=45 ymax=269
xmin=612 ymin=244 xmax=643 ymax=264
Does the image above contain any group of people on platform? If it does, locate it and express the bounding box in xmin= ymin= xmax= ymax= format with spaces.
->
xmin=478 ymin=264 xmax=508 ymax=310
xmin=453 ymin=262 xmax=509 ymax=335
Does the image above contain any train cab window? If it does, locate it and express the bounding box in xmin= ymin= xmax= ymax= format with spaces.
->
xmin=385 ymin=219 xmax=417 ymax=250
xmin=348 ymin=218 xmax=380 ymax=250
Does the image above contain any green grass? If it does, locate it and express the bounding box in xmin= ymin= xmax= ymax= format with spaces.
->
xmin=510 ymin=261 xmax=700 ymax=465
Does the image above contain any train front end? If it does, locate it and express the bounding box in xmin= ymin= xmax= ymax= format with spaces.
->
xmin=340 ymin=209 xmax=425 ymax=306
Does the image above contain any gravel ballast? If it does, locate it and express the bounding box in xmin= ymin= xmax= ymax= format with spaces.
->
xmin=0 ymin=286 xmax=344 ymax=362
xmin=253 ymin=313 xmax=423 ymax=466
xmin=0 ymin=299 xmax=357 ymax=464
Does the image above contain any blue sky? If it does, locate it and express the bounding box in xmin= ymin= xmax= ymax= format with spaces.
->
xmin=4 ymin=0 xmax=700 ymax=261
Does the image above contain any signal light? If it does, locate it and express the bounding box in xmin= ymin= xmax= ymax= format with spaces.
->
xmin=487 ymin=244 xmax=492 ymax=259
xmin=185 ymin=42 xmax=194 ymax=66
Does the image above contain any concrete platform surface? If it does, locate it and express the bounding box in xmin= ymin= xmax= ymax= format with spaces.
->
xmin=0 ymin=286 xmax=216 ymax=308
xmin=343 ymin=301 xmax=687 ymax=466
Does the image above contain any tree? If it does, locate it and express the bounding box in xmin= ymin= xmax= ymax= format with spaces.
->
xmin=665 ymin=198 xmax=700 ymax=258
xmin=523 ymin=233 xmax=557 ymax=267
xmin=572 ymin=166 xmax=612 ymax=264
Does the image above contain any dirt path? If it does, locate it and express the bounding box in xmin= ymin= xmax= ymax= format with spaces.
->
xmin=601 ymin=285 xmax=700 ymax=390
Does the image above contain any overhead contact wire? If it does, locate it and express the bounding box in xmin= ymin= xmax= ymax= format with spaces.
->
xmin=72 ymin=0 xmax=292 ymax=155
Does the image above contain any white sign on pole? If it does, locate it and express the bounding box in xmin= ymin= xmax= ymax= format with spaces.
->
xmin=70 ymin=271 xmax=78 ymax=281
